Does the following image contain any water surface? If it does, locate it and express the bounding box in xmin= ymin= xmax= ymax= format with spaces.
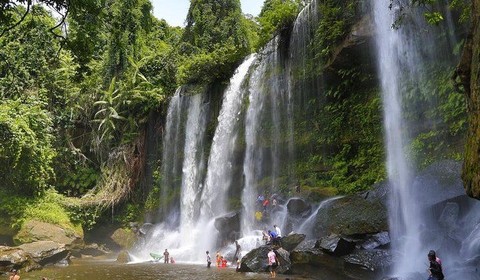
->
xmin=21 ymin=259 xmax=321 ymax=280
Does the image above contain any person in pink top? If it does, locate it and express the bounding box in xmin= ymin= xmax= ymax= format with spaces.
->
xmin=267 ymin=249 xmax=279 ymax=278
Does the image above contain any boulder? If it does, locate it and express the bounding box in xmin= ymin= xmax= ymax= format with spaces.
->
xmin=343 ymin=249 xmax=392 ymax=272
xmin=316 ymin=234 xmax=356 ymax=256
xmin=139 ymin=223 xmax=154 ymax=235
xmin=18 ymin=241 xmax=69 ymax=267
xmin=0 ymin=246 xmax=31 ymax=273
xmin=214 ymin=212 xmax=240 ymax=243
xmin=313 ymin=194 xmax=388 ymax=236
xmin=359 ymin=232 xmax=390 ymax=250
xmin=438 ymin=202 xmax=459 ymax=233
xmin=14 ymin=220 xmax=83 ymax=249
xmin=110 ymin=228 xmax=136 ymax=249
xmin=286 ymin=198 xmax=311 ymax=216
xmin=280 ymin=233 xmax=306 ymax=252
xmin=239 ymin=246 xmax=290 ymax=274
xmin=412 ymin=160 xmax=465 ymax=207
xmin=116 ymin=250 xmax=130 ymax=263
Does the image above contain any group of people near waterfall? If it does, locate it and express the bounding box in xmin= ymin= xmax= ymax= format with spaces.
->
xmin=262 ymin=224 xmax=282 ymax=246
xmin=255 ymin=194 xmax=278 ymax=222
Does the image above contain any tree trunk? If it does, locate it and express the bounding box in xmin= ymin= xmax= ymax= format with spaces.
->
xmin=461 ymin=0 xmax=480 ymax=199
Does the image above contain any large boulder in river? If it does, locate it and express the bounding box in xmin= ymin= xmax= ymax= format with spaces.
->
xmin=280 ymin=233 xmax=306 ymax=251
xmin=0 ymin=246 xmax=31 ymax=273
xmin=239 ymin=246 xmax=291 ymax=274
xmin=313 ymin=194 xmax=388 ymax=236
xmin=110 ymin=228 xmax=136 ymax=249
xmin=14 ymin=220 xmax=83 ymax=249
xmin=18 ymin=241 xmax=69 ymax=267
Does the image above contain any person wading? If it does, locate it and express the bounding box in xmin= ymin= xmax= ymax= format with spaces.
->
xmin=427 ymin=250 xmax=444 ymax=280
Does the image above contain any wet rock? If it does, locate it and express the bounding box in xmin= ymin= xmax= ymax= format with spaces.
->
xmin=316 ymin=234 xmax=356 ymax=256
xmin=0 ymin=246 xmax=31 ymax=273
xmin=110 ymin=228 xmax=136 ymax=250
xmin=413 ymin=160 xmax=465 ymax=207
xmin=359 ymin=231 xmax=390 ymax=250
xmin=438 ymin=202 xmax=459 ymax=232
xmin=344 ymin=249 xmax=392 ymax=272
xmin=280 ymin=233 xmax=306 ymax=252
xmin=139 ymin=223 xmax=154 ymax=235
xmin=214 ymin=212 xmax=240 ymax=243
xmin=18 ymin=241 xmax=69 ymax=267
xmin=239 ymin=246 xmax=290 ymax=274
xmin=14 ymin=220 xmax=83 ymax=249
xmin=294 ymin=239 xmax=317 ymax=251
xmin=313 ymin=194 xmax=388 ymax=236
xmin=116 ymin=250 xmax=130 ymax=263
xmin=290 ymin=247 xmax=338 ymax=267
xmin=380 ymin=272 xmax=424 ymax=280
xmin=286 ymin=198 xmax=311 ymax=216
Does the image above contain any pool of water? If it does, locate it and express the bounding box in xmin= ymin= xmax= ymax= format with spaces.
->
xmin=19 ymin=258 xmax=322 ymax=280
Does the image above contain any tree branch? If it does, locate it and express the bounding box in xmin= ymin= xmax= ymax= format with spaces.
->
xmin=0 ymin=0 xmax=31 ymax=37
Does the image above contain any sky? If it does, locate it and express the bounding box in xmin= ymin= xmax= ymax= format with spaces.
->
xmin=150 ymin=0 xmax=264 ymax=27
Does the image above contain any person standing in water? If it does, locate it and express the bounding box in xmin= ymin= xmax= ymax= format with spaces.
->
xmin=234 ymin=240 xmax=241 ymax=262
xmin=206 ymin=251 xmax=212 ymax=268
xmin=267 ymin=249 xmax=279 ymax=278
xmin=427 ymin=250 xmax=444 ymax=280
xmin=163 ymin=249 xmax=170 ymax=263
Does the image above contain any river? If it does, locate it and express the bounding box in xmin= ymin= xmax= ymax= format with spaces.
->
xmin=19 ymin=258 xmax=329 ymax=280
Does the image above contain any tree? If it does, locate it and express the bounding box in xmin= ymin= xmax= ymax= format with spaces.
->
xmin=178 ymin=0 xmax=251 ymax=84
xmin=0 ymin=99 xmax=55 ymax=196
xmin=256 ymin=0 xmax=302 ymax=49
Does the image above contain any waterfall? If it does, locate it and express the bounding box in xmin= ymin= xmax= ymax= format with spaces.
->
xmin=372 ymin=0 xmax=457 ymax=276
xmin=201 ymin=54 xmax=256 ymax=218
xmin=159 ymin=89 xmax=188 ymax=224
xmin=240 ymin=0 xmax=319 ymax=243
xmin=180 ymin=93 xmax=208 ymax=234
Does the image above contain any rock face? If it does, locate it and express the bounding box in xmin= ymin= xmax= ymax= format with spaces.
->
xmin=461 ymin=0 xmax=480 ymax=200
xmin=313 ymin=194 xmax=388 ymax=236
xmin=18 ymin=241 xmax=69 ymax=267
xmin=14 ymin=220 xmax=83 ymax=249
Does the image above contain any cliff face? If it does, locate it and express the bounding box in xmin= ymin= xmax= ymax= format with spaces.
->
xmin=461 ymin=0 xmax=480 ymax=199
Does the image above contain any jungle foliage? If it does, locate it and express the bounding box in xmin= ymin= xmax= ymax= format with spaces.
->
xmin=0 ymin=0 xmax=471 ymax=233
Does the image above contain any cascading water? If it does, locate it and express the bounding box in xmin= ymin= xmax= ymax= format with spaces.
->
xmin=132 ymin=56 xmax=256 ymax=262
xmin=240 ymin=0 xmax=320 ymax=239
xmin=159 ymin=89 xmax=188 ymax=224
xmin=180 ymin=93 xmax=208 ymax=236
xmin=372 ymin=0 xmax=460 ymax=276
xmin=201 ymin=54 xmax=256 ymax=219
